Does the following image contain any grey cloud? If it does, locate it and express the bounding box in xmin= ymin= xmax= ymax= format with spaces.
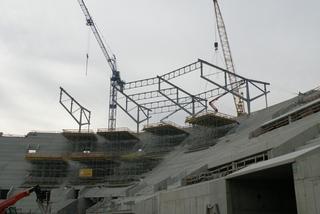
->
xmin=0 ymin=0 xmax=319 ymax=134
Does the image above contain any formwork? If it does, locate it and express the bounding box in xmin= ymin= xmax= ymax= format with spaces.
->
xmin=97 ymin=128 xmax=139 ymax=141
xmin=62 ymin=129 xmax=97 ymax=141
xmin=143 ymin=122 xmax=188 ymax=136
xmin=185 ymin=111 xmax=237 ymax=127
xmin=98 ymin=128 xmax=139 ymax=155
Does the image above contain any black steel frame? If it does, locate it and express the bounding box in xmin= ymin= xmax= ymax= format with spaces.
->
xmin=114 ymin=59 xmax=270 ymax=132
xmin=59 ymin=87 xmax=91 ymax=132
xmin=113 ymin=87 xmax=151 ymax=133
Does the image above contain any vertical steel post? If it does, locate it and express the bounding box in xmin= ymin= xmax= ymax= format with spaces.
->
xmin=264 ymin=84 xmax=268 ymax=108
xmin=79 ymin=109 xmax=83 ymax=132
xmin=137 ymin=107 xmax=140 ymax=133
xmin=246 ymin=81 xmax=251 ymax=115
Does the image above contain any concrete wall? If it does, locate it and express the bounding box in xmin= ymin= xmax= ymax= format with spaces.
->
xmin=294 ymin=149 xmax=320 ymax=214
xmin=134 ymin=179 xmax=227 ymax=214
xmin=0 ymin=138 xmax=31 ymax=188
xmin=272 ymin=124 xmax=320 ymax=157
xmin=134 ymin=195 xmax=159 ymax=214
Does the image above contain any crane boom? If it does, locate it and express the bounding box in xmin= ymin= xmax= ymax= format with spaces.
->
xmin=77 ymin=0 xmax=124 ymax=130
xmin=77 ymin=0 xmax=116 ymax=72
xmin=213 ymin=0 xmax=245 ymax=115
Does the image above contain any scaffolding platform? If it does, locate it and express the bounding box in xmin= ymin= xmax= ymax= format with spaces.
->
xmin=185 ymin=111 xmax=238 ymax=127
xmin=119 ymin=152 xmax=144 ymax=161
xmin=142 ymin=151 xmax=169 ymax=159
xmin=105 ymin=178 xmax=138 ymax=187
xmin=25 ymin=153 xmax=67 ymax=162
xmin=62 ymin=129 xmax=97 ymax=141
xmin=97 ymin=128 xmax=139 ymax=141
xmin=119 ymin=152 xmax=163 ymax=161
xmin=69 ymin=152 xmax=114 ymax=161
xmin=143 ymin=122 xmax=188 ymax=136
xmin=69 ymin=177 xmax=105 ymax=186
xmin=22 ymin=177 xmax=64 ymax=188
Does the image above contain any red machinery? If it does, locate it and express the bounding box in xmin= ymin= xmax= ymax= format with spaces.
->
xmin=0 ymin=186 xmax=43 ymax=214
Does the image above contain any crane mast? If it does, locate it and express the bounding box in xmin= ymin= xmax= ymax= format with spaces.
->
xmin=213 ymin=0 xmax=246 ymax=116
xmin=77 ymin=0 xmax=124 ymax=130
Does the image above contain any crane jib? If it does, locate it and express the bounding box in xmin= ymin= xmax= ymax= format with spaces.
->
xmin=77 ymin=0 xmax=124 ymax=129
xmin=213 ymin=0 xmax=246 ymax=115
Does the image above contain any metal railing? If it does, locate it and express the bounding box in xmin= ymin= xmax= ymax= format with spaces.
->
xmin=97 ymin=127 xmax=132 ymax=133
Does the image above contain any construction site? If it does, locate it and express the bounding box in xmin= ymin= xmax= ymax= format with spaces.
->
xmin=0 ymin=0 xmax=319 ymax=214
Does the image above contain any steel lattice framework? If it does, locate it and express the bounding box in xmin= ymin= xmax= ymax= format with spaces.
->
xmin=75 ymin=1 xmax=270 ymax=133
xmin=115 ymin=59 xmax=269 ymax=132
xmin=59 ymin=87 xmax=91 ymax=132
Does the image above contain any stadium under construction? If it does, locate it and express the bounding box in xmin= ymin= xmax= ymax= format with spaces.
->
xmin=0 ymin=0 xmax=319 ymax=214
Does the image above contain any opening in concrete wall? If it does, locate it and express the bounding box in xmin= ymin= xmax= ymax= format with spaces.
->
xmin=0 ymin=189 xmax=9 ymax=199
xmin=227 ymin=164 xmax=297 ymax=214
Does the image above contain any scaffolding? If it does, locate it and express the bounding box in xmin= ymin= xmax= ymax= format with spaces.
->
xmin=24 ymin=153 xmax=68 ymax=188
xmin=139 ymin=123 xmax=189 ymax=164
xmin=22 ymin=129 xmax=178 ymax=187
xmin=67 ymin=151 xmax=159 ymax=186
xmin=68 ymin=151 xmax=120 ymax=185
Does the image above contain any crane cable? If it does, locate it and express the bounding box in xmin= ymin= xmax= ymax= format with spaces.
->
xmin=213 ymin=16 xmax=219 ymax=65
xmin=85 ymin=24 xmax=115 ymax=76
xmin=85 ymin=28 xmax=91 ymax=76
xmin=205 ymin=22 xmax=219 ymax=92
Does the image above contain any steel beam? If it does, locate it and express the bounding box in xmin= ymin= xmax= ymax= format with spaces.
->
xmin=124 ymin=61 xmax=201 ymax=90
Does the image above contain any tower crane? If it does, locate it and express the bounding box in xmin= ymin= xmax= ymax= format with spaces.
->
xmin=77 ymin=0 xmax=125 ymax=130
xmin=212 ymin=0 xmax=246 ymax=116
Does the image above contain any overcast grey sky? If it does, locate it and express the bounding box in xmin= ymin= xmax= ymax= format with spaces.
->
xmin=0 ymin=0 xmax=319 ymax=134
